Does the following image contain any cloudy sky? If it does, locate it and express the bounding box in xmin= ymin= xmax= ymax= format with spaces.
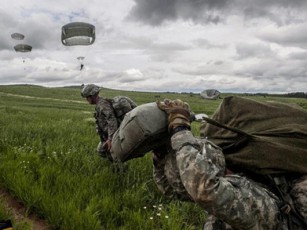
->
xmin=1 ymin=0 xmax=307 ymax=93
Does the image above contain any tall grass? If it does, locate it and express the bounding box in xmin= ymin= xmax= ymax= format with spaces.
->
xmin=0 ymin=85 xmax=306 ymax=229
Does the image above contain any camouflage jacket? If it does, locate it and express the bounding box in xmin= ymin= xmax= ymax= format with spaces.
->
xmin=153 ymin=130 xmax=292 ymax=229
xmin=95 ymin=97 xmax=118 ymax=140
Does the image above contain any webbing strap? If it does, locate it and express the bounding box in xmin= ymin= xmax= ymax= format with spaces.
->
xmin=201 ymin=116 xmax=251 ymax=136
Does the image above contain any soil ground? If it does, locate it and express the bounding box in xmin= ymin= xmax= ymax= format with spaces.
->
xmin=0 ymin=188 xmax=51 ymax=230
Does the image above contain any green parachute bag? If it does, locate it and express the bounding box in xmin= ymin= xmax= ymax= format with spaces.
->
xmin=200 ymin=96 xmax=307 ymax=175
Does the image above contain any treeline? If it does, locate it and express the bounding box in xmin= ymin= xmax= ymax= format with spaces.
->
xmin=242 ymin=92 xmax=307 ymax=98
xmin=285 ymin=92 xmax=307 ymax=98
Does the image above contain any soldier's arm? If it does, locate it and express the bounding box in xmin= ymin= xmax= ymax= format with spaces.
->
xmin=101 ymin=101 xmax=119 ymax=139
xmin=171 ymin=130 xmax=281 ymax=229
xmin=171 ymin=130 xmax=228 ymax=205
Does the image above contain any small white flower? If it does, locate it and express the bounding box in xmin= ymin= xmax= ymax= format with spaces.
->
xmin=157 ymin=213 xmax=161 ymax=216
xmin=150 ymin=217 xmax=153 ymax=220
xmin=143 ymin=206 xmax=147 ymax=209
xmin=165 ymin=216 xmax=169 ymax=219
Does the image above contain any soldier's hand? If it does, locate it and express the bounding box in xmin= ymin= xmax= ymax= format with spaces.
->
xmin=157 ymin=99 xmax=191 ymax=133
xmin=103 ymin=139 xmax=112 ymax=151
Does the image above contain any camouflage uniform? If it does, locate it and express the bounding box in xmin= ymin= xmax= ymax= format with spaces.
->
xmin=290 ymin=175 xmax=307 ymax=220
xmin=153 ymin=130 xmax=307 ymax=229
xmin=95 ymin=97 xmax=118 ymax=159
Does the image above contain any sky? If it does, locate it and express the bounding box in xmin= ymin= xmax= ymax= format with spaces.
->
xmin=1 ymin=0 xmax=307 ymax=94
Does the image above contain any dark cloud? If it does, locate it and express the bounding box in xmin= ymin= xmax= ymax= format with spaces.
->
xmin=128 ymin=0 xmax=307 ymax=26
xmin=127 ymin=0 xmax=228 ymax=26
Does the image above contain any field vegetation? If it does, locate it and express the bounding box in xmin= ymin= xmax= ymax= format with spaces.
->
xmin=0 ymin=85 xmax=306 ymax=229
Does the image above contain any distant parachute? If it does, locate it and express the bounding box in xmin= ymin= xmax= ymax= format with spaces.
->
xmin=11 ymin=33 xmax=25 ymax=40
xmin=77 ymin=56 xmax=85 ymax=62
xmin=61 ymin=22 xmax=96 ymax=46
xmin=200 ymin=89 xmax=221 ymax=100
xmin=14 ymin=44 xmax=32 ymax=53
xmin=77 ymin=56 xmax=85 ymax=70
xmin=11 ymin=33 xmax=32 ymax=65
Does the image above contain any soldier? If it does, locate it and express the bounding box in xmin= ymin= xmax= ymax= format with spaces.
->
xmin=81 ymin=84 xmax=118 ymax=161
xmin=153 ymin=99 xmax=307 ymax=230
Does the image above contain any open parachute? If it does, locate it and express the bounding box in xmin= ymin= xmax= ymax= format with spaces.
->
xmin=77 ymin=56 xmax=85 ymax=62
xmin=200 ymin=89 xmax=221 ymax=100
xmin=14 ymin=44 xmax=32 ymax=52
xmin=61 ymin=22 xmax=95 ymax=46
xmin=11 ymin=33 xmax=25 ymax=40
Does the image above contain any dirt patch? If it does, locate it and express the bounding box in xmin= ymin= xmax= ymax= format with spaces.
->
xmin=0 ymin=188 xmax=51 ymax=230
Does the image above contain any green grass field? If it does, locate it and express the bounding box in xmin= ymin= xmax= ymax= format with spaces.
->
xmin=0 ymin=85 xmax=306 ymax=229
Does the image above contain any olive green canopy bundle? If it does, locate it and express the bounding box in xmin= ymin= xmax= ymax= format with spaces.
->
xmin=201 ymin=96 xmax=307 ymax=175
xmin=61 ymin=22 xmax=96 ymax=46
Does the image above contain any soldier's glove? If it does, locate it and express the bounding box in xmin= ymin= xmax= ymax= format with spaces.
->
xmin=157 ymin=99 xmax=191 ymax=134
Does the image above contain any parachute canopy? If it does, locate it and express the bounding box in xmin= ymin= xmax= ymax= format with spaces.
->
xmin=77 ymin=56 xmax=85 ymax=61
xmin=200 ymin=89 xmax=220 ymax=100
xmin=14 ymin=44 xmax=32 ymax=52
xmin=61 ymin=22 xmax=95 ymax=46
xmin=11 ymin=33 xmax=25 ymax=40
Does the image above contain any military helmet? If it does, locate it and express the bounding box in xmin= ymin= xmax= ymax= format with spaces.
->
xmin=81 ymin=84 xmax=100 ymax=97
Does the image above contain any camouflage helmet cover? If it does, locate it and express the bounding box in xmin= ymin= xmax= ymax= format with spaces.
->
xmin=81 ymin=84 xmax=100 ymax=97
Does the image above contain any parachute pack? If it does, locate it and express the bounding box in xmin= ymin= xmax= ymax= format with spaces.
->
xmin=111 ymin=102 xmax=169 ymax=162
xmin=107 ymin=96 xmax=137 ymax=122
xmin=200 ymin=96 xmax=307 ymax=175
